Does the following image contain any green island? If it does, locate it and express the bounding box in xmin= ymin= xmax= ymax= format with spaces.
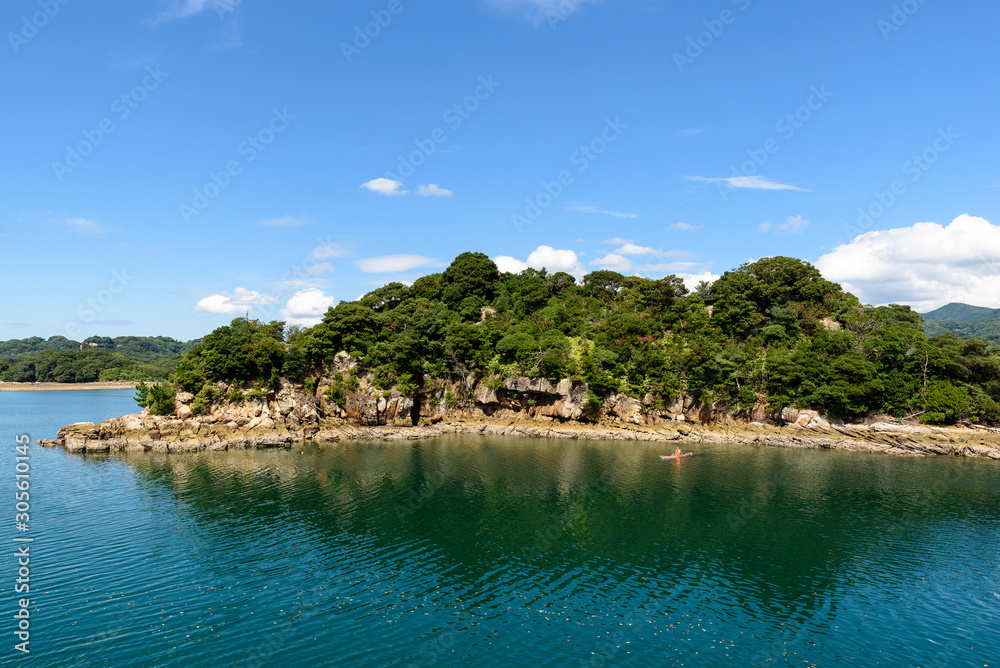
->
xmin=45 ymin=253 xmax=1000 ymax=458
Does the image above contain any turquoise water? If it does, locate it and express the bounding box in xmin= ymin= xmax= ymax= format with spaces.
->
xmin=1 ymin=391 xmax=999 ymax=666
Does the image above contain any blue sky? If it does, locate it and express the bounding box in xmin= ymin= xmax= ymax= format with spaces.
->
xmin=2 ymin=0 xmax=998 ymax=342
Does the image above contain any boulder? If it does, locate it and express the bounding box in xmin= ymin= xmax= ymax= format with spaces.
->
xmin=176 ymin=392 xmax=195 ymax=405
xmin=608 ymin=394 xmax=644 ymax=424
xmin=781 ymin=406 xmax=800 ymax=424
xmin=474 ymin=384 xmax=499 ymax=405
xmin=176 ymin=405 xmax=193 ymax=420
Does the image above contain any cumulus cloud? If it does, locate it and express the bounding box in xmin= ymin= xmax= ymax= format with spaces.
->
xmin=759 ymin=215 xmax=809 ymax=235
xmin=194 ymin=288 xmax=278 ymax=316
xmin=590 ymin=253 xmax=633 ymax=272
xmin=671 ymin=222 xmax=702 ymax=231
xmin=675 ymin=271 xmax=721 ymax=291
xmin=687 ymin=175 xmax=811 ymax=192
xmin=280 ymin=288 xmax=335 ymax=327
xmin=815 ymin=214 xmax=1000 ymax=311
xmin=493 ymin=246 xmax=586 ymax=278
xmin=416 ymin=184 xmax=453 ymax=197
xmin=356 ymin=254 xmax=436 ymax=273
xmin=601 ymin=238 xmax=686 ymax=258
xmin=361 ymin=179 xmax=454 ymax=197
xmin=361 ymin=178 xmax=407 ymax=196
xmin=567 ymin=205 xmax=637 ymax=219
xmin=66 ymin=217 xmax=105 ymax=235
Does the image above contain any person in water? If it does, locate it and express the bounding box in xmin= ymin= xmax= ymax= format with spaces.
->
xmin=673 ymin=447 xmax=683 ymax=457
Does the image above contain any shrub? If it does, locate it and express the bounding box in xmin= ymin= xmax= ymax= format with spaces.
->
xmin=325 ymin=376 xmax=346 ymax=406
xmin=191 ymin=383 xmax=220 ymax=415
xmin=303 ymin=377 xmax=317 ymax=395
xmin=134 ymin=381 xmax=176 ymax=416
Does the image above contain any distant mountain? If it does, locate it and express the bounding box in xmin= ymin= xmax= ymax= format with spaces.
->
xmin=921 ymin=303 xmax=1000 ymax=346
xmin=920 ymin=302 xmax=996 ymax=322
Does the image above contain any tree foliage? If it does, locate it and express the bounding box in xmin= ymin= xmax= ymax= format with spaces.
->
xmin=119 ymin=254 xmax=1000 ymax=426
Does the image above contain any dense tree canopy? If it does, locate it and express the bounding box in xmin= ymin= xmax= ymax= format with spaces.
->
xmin=117 ymin=253 xmax=1000 ymax=425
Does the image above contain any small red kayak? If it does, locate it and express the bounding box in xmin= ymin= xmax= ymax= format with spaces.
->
xmin=660 ymin=453 xmax=693 ymax=460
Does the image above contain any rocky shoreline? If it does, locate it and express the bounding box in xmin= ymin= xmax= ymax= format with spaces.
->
xmin=44 ymin=414 xmax=1000 ymax=460
xmin=40 ymin=367 xmax=1000 ymax=459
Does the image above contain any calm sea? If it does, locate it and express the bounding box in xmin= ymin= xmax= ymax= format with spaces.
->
xmin=1 ymin=390 xmax=998 ymax=666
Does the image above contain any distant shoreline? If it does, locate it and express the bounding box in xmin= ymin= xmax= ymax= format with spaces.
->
xmin=0 ymin=381 xmax=138 ymax=392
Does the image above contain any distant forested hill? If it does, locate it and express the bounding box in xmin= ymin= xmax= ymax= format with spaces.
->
xmin=922 ymin=308 xmax=1000 ymax=346
xmin=0 ymin=335 xmax=200 ymax=383
xmin=920 ymin=303 xmax=996 ymax=322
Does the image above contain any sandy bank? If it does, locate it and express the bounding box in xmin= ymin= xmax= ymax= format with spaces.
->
xmin=0 ymin=381 xmax=138 ymax=392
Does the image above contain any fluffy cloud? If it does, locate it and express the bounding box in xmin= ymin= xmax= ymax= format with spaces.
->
xmin=356 ymin=254 xmax=436 ymax=273
xmin=590 ymin=253 xmax=633 ymax=272
xmin=361 ymin=178 xmax=407 ymax=196
xmin=416 ymin=184 xmax=453 ymax=197
xmin=675 ymin=271 xmax=721 ymax=291
xmin=815 ymin=215 xmax=1000 ymax=311
xmin=493 ymin=246 xmax=586 ymax=278
xmin=361 ymin=179 xmax=454 ymax=197
xmin=759 ymin=215 xmax=809 ymax=235
xmin=601 ymin=238 xmax=686 ymax=258
xmin=280 ymin=288 xmax=335 ymax=327
xmin=194 ymin=288 xmax=278 ymax=316
xmin=687 ymin=175 xmax=810 ymax=192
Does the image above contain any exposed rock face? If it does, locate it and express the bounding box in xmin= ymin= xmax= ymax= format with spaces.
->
xmin=45 ymin=354 xmax=1000 ymax=460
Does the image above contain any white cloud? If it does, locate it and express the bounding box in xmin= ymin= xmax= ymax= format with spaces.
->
xmin=675 ymin=271 xmax=721 ymax=291
xmin=416 ymin=184 xmax=453 ymax=197
xmin=679 ymin=129 xmax=706 ymax=136
xmin=493 ymin=245 xmax=586 ymax=278
xmin=590 ymin=253 xmax=633 ymax=272
xmin=687 ymin=175 xmax=811 ymax=192
xmin=356 ymin=254 xmax=436 ymax=273
xmin=616 ymin=243 xmax=660 ymax=256
xmin=567 ymin=205 xmax=637 ymax=219
xmin=361 ymin=178 xmax=407 ymax=196
xmin=494 ymin=256 xmax=528 ymax=274
xmin=66 ymin=217 xmax=105 ymax=235
xmin=815 ymin=214 xmax=1000 ymax=311
xmin=255 ymin=215 xmax=309 ymax=228
xmin=759 ymin=215 xmax=809 ymax=235
xmin=362 ymin=179 xmax=454 ymax=197
xmin=194 ymin=288 xmax=278 ymax=316
xmin=280 ymin=288 xmax=335 ymax=327
xmin=671 ymin=222 xmax=702 ymax=231
xmin=600 ymin=238 xmax=684 ymax=258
